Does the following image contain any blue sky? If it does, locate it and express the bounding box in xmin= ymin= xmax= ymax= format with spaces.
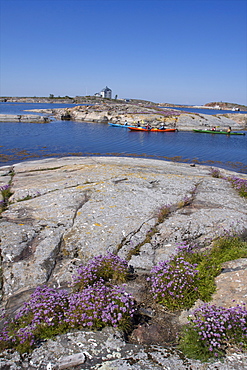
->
xmin=0 ymin=0 xmax=246 ymax=105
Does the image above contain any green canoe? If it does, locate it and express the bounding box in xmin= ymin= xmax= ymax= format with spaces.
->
xmin=193 ymin=129 xmax=245 ymax=135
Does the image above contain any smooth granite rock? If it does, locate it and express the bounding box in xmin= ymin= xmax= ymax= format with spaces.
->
xmin=0 ymin=114 xmax=50 ymax=123
xmin=0 ymin=156 xmax=247 ymax=369
xmin=25 ymin=102 xmax=247 ymax=130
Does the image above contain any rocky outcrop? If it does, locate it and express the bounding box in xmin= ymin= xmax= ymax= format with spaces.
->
xmin=0 ymin=114 xmax=50 ymax=123
xmin=51 ymin=103 xmax=246 ymax=131
xmin=176 ymin=112 xmax=246 ymax=131
xmin=0 ymin=156 xmax=247 ymax=369
xmin=2 ymin=327 xmax=246 ymax=369
xmin=224 ymin=113 xmax=247 ymax=128
xmin=1 ymin=156 xmax=246 ymax=299
xmin=1 ymin=100 xmax=246 ymax=130
xmin=204 ymin=102 xmax=247 ymax=111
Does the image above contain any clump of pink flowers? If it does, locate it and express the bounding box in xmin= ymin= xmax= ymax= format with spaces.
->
xmin=180 ymin=303 xmax=247 ymax=360
xmin=209 ymin=167 xmax=221 ymax=178
xmin=66 ymin=280 xmax=135 ymax=330
xmin=71 ymin=253 xmax=129 ymax=291
xmin=0 ymin=254 xmax=134 ymax=353
xmin=147 ymin=255 xmax=199 ymax=310
xmin=0 ymin=286 xmax=69 ymax=353
xmin=227 ymin=176 xmax=247 ymax=197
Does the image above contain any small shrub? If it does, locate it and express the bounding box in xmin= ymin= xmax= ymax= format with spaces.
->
xmin=209 ymin=168 xmax=247 ymax=198
xmin=0 ymin=286 xmax=69 ymax=353
xmin=0 ymin=253 xmax=135 ymax=353
xmin=0 ymin=266 xmax=135 ymax=353
xmin=0 ymin=184 xmax=13 ymax=213
xmin=147 ymin=255 xmax=199 ymax=311
xmin=0 ymin=184 xmax=12 ymax=199
xmin=148 ymin=235 xmax=247 ymax=314
xmin=17 ymin=195 xmax=33 ymax=201
xmin=16 ymin=192 xmax=41 ymax=202
xmin=209 ymin=167 xmax=221 ymax=178
xmin=175 ymin=244 xmax=221 ymax=302
xmin=177 ymin=196 xmax=192 ymax=208
xmin=177 ymin=235 xmax=247 ymax=302
xmin=227 ymin=176 xmax=247 ymax=198
xmin=71 ymin=253 xmax=129 ymax=291
xmin=66 ymin=280 xmax=135 ymax=332
xmin=179 ymin=303 xmax=247 ymax=361
xmin=156 ymin=205 xmax=170 ymax=223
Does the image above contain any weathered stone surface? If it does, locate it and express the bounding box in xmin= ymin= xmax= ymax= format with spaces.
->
xmin=0 ymin=156 xmax=247 ymax=368
xmin=210 ymin=258 xmax=247 ymax=307
xmin=153 ymin=178 xmax=246 ymax=263
xmin=1 ymin=156 xmax=246 ymax=300
xmin=0 ymin=114 xmax=50 ymax=123
xmin=1 ymin=327 xmax=246 ymax=369
xmin=53 ymin=104 xmax=245 ymax=131
xmin=25 ymin=102 xmax=247 ymax=130
xmin=176 ymin=112 xmax=244 ymax=131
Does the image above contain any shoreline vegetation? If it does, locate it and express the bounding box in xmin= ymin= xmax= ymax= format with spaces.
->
xmin=1 ymin=236 xmax=247 ymax=360
xmin=0 ymin=96 xmax=247 ymax=131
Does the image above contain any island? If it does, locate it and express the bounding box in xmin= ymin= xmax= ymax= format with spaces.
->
xmin=0 ymin=96 xmax=247 ymax=131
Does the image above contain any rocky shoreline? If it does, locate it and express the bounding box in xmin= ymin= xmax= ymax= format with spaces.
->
xmin=0 ymin=114 xmax=51 ymax=123
xmin=0 ymin=156 xmax=247 ymax=369
xmin=52 ymin=103 xmax=247 ymax=131
xmin=0 ymin=99 xmax=247 ymax=131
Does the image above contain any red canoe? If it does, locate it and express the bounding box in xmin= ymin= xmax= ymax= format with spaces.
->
xmin=129 ymin=127 xmax=177 ymax=132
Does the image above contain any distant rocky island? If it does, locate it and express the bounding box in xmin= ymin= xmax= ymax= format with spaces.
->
xmin=1 ymin=95 xmax=246 ymax=112
xmin=1 ymin=96 xmax=246 ymax=131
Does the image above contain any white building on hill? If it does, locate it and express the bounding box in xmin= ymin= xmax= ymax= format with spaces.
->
xmin=95 ymin=86 xmax=112 ymax=99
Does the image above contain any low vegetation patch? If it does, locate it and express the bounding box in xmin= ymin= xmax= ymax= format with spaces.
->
xmin=0 ymin=170 xmax=14 ymax=214
xmin=148 ymin=235 xmax=247 ymax=312
xmin=71 ymin=253 xmax=129 ymax=291
xmin=228 ymin=176 xmax=247 ymax=197
xmin=147 ymin=255 xmax=199 ymax=310
xmin=147 ymin=234 xmax=247 ymax=361
xmin=179 ymin=303 xmax=247 ymax=362
xmin=209 ymin=167 xmax=247 ymax=198
xmin=0 ymin=184 xmax=13 ymax=214
xmin=178 ymin=235 xmax=247 ymax=361
xmin=0 ymin=253 xmax=134 ymax=354
xmin=0 ymin=236 xmax=246 ymax=361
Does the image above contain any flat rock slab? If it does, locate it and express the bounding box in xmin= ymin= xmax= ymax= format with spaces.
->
xmin=0 ymin=156 xmax=246 ymax=303
xmin=0 ymin=114 xmax=50 ymax=123
xmin=210 ymin=258 xmax=247 ymax=307
xmin=1 ymin=156 xmax=247 ymax=369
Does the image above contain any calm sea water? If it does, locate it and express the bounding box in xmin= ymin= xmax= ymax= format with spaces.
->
xmin=0 ymin=103 xmax=247 ymax=173
xmin=0 ymin=102 xmax=80 ymax=115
